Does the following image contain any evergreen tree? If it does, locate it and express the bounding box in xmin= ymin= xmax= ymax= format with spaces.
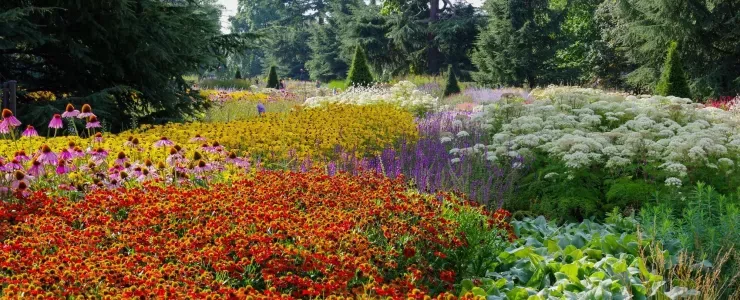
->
xmin=0 ymin=0 xmax=252 ymax=132
xmin=443 ymin=65 xmax=461 ymax=97
xmin=235 ymin=69 xmax=243 ymax=79
xmin=656 ymin=42 xmax=691 ymax=99
xmin=605 ymin=0 xmax=740 ymax=98
xmin=473 ymin=0 xmax=565 ymax=87
xmin=346 ymin=46 xmax=374 ymax=86
xmin=266 ymin=66 xmax=280 ymax=88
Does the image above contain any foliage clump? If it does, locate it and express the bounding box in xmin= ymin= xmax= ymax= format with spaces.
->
xmin=346 ymin=45 xmax=374 ymax=87
xmin=266 ymin=66 xmax=280 ymax=89
xmin=656 ymin=41 xmax=691 ymax=99
xmin=443 ymin=65 xmax=460 ymax=97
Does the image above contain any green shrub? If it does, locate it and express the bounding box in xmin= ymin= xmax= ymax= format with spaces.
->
xmin=266 ymin=66 xmax=280 ymax=89
xmin=605 ymin=178 xmax=655 ymax=212
xmin=327 ymin=80 xmax=347 ymax=91
xmin=346 ymin=46 xmax=374 ymax=87
xmin=443 ymin=65 xmax=460 ymax=97
xmin=656 ymin=41 xmax=691 ymax=99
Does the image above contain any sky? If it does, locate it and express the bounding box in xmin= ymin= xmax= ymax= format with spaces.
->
xmin=216 ymin=0 xmax=485 ymax=33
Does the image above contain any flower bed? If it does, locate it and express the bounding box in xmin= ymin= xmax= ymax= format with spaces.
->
xmin=0 ymin=170 xmax=510 ymax=298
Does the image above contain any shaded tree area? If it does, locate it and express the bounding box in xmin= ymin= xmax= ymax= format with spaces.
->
xmin=0 ymin=0 xmax=253 ymax=132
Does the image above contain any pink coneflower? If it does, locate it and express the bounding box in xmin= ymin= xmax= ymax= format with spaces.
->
xmin=78 ymin=104 xmax=94 ymax=118
xmin=11 ymin=171 xmax=29 ymax=190
xmin=56 ymin=160 xmax=71 ymax=175
xmin=38 ymin=145 xmax=58 ymax=165
xmin=15 ymin=150 xmax=30 ymax=162
xmin=5 ymin=159 xmax=22 ymax=171
xmin=86 ymin=116 xmax=101 ymax=129
xmin=59 ymin=149 xmax=73 ymax=161
xmin=73 ymin=146 xmax=85 ymax=159
xmin=124 ymin=136 xmax=134 ymax=147
xmin=48 ymin=114 xmax=63 ymax=129
xmin=189 ymin=134 xmax=207 ymax=143
xmin=154 ymin=137 xmax=175 ymax=148
xmin=62 ymin=103 xmax=80 ymax=118
xmin=0 ymin=121 xmax=8 ymax=134
xmin=90 ymin=147 xmax=108 ymax=163
xmin=27 ymin=159 xmax=43 ymax=177
xmin=1 ymin=109 xmax=21 ymax=128
xmin=166 ymin=147 xmax=185 ymax=166
xmin=115 ymin=152 xmax=128 ymax=166
xmin=193 ymin=160 xmax=212 ymax=173
xmin=94 ymin=132 xmax=104 ymax=143
xmin=22 ymin=125 xmax=38 ymax=138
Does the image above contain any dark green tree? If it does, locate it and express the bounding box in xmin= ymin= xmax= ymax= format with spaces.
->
xmin=235 ymin=69 xmax=243 ymax=79
xmin=656 ymin=42 xmax=691 ymax=99
xmin=443 ymin=65 xmax=460 ymax=97
xmin=0 ymin=0 xmax=252 ymax=132
xmin=604 ymin=0 xmax=740 ymax=98
xmin=346 ymin=46 xmax=374 ymax=86
xmin=473 ymin=0 xmax=568 ymax=87
xmin=306 ymin=0 xmax=359 ymax=81
xmin=266 ymin=66 xmax=280 ymax=88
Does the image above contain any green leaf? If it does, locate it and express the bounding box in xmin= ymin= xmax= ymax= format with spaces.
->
xmin=506 ymin=287 xmax=530 ymax=300
xmin=560 ymin=263 xmax=580 ymax=281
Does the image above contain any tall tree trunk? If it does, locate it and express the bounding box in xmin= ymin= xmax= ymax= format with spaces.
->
xmin=427 ymin=0 xmax=441 ymax=74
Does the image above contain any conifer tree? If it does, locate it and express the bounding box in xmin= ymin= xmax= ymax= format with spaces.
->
xmin=266 ymin=66 xmax=280 ymax=89
xmin=443 ymin=65 xmax=461 ymax=96
xmin=235 ymin=69 xmax=242 ymax=79
xmin=346 ymin=45 xmax=374 ymax=87
xmin=656 ymin=42 xmax=691 ymax=99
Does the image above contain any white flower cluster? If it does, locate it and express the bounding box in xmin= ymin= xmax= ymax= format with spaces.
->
xmin=303 ymin=81 xmax=438 ymax=114
xmin=477 ymin=87 xmax=740 ymax=176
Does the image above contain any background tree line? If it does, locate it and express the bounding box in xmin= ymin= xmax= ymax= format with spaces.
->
xmin=230 ymin=0 xmax=739 ymax=99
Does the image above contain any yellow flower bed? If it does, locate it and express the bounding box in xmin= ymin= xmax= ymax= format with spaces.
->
xmin=1 ymin=104 xmax=417 ymax=165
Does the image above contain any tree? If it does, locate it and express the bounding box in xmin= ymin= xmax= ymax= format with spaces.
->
xmin=306 ymin=0 xmax=359 ymax=81
xmin=346 ymin=46 xmax=374 ymax=86
xmin=603 ymin=0 xmax=740 ymax=98
xmin=656 ymin=42 xmax=691 ymax=98
xmin=266 ymin=66 xmax=280 ymax=88
xmin=443 ymin=65 xmax=460 ymax=97
xmin=0 ymin=0 xmax=252 ymax=132
xmin=235 ymin=69 xmax=243 ymax=79
xmin=473 ymin=0 xmax=569 ymax=87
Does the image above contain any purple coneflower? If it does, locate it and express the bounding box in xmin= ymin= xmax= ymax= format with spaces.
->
xmin=38 ymin=145 xmax=58 ymax=165
xmin=73 ymin=146 xmax=85 ymax=159
xmin=189 ymin=134 xmax=207 ymax=143
xmin=1 ymin=109 xmax=21 ymax=127
xmin=193 ymin=160 xmax=211 ymax=173
xmin=59 ymin=149 xmax=73 ymax=161
xmin=90 ymin=147 xmax=108 ymax=163
xmin=15 ymin=150 xmax=30 ymax=162
xmin=86 ymin=116 xmax=101 ymax=129
xmin=12 ymin=171 xmax=29 ymax=190
xmin=22 ymin=125 xmax=38 ymax=138
xmin=115 ymin=152 xmax=128 ymax=166
xmin=78 ymin=104 xmax=94 ymax=118
xmin=48 ymin=114 xmax=64 ymax=129
xmin=94 ymin=132 xmax=104 ymax=143
xmin=56 ymin=160 xmax=71 ymax=175
xmin=154 ymin=137 xmax=175 ymax=148
xmin=62 ymin=104 xmax=80 ymax=118
xmin=5 ymin=159 xmax=22 ymax=171
xmin=27 ymin=159 xmax=43 ymax=177
xmin=0 ymin=121 xmax=8 ymax=134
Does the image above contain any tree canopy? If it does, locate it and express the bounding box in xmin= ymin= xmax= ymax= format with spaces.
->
xmin=1 ymin=0 xmax=253 ymax=131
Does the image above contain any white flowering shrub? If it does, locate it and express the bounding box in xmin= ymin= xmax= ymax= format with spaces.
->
xmin=304 ymin=81 xmax=438 ymax=116
xmin=476 ymin=86 xmax=740 ymax=219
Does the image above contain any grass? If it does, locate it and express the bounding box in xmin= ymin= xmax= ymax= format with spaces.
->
xmin=199 ymin=79 xmax=256 ymax=90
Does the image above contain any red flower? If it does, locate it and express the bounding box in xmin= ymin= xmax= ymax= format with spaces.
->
xmin=403 ymin=246 xmax=416 ymax=258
